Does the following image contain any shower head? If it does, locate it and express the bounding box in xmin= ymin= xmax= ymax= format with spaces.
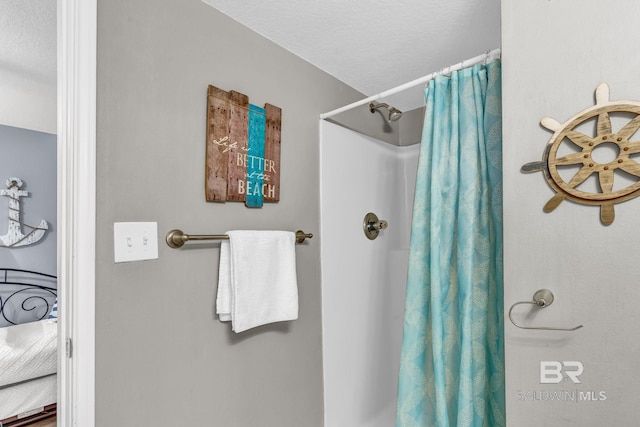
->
xmin=369 ymin=102 xmax=403 ymax=122
xmin=388 ymin=106 xmax=403 ymax=122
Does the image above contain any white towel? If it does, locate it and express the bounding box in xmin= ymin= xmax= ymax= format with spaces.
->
xmin=216 ymin=230 xmax=299 ymax=333
xmin=216 ymin=239 xmax=232 ymax=322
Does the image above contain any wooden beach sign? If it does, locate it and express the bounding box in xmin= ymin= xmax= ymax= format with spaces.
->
xmin=205 ymin=85 xmax=281 ymax=207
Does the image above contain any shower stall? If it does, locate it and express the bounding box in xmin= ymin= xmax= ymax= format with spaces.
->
xmin=320 ymin=120 xmax=419 ymax=427
xmin=319 ymin=49 xmax=501 ymax=426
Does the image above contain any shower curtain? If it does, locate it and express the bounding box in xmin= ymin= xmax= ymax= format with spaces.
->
xmin=395 ymin=60 xmax=504 ymax=427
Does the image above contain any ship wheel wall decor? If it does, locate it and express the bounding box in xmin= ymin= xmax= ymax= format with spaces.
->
xmin=522 ymin=83 xmax=640 ymax=225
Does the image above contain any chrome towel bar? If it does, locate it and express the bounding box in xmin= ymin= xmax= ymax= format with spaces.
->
xmin=165 ymin=229 xmax=313 ymax=248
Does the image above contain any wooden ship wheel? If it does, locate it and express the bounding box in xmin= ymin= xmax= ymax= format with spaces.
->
xmin=522 ymin=83 xmax=640 ymax=225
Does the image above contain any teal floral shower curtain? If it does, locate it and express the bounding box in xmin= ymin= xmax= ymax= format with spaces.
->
xmin=396 ymin=60 xmax=505 ymax=427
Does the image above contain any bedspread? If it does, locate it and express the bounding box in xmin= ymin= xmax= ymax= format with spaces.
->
xmin=0 ymin=373 xmax=57 ymax=421
xmin=0 ymin=319 xmax=57 ymax=387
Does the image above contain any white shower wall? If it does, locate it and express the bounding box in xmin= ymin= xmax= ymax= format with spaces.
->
xmin=320 ymin=121 xmax=419 ymax=427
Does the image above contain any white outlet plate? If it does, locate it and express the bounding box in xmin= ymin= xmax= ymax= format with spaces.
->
xmin=114 ymin=222 xmax=159 ymax=263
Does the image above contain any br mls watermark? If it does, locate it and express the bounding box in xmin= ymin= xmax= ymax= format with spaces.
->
xmin=516 ymin=361 xmax=607 ymax=403
xmin=540 ymin=361 xmax=583 ymax=384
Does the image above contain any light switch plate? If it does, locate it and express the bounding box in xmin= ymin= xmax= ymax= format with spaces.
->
xmin=114 ymin=222 xmax=159 ymax=263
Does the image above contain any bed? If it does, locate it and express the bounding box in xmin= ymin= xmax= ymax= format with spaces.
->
xmin=0 ymin=268 xmax=57 ymax=425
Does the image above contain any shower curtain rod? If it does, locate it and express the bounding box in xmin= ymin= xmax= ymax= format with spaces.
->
xmin=320 ymin=47 xmax=501 ymax=120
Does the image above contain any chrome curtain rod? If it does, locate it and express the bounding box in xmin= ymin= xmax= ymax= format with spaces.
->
xmin=320 ymin=47 xmax=501 ymax=120
xmin=165 ymin=229 xmax=313 ymax=248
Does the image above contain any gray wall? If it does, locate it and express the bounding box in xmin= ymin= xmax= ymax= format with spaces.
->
xmin=0 ymin=124 xmax=56 ymax=276
xmin=96 ymin=1 xmax=364 ymax=425
xmin=503 ymin=0 xmax=640 ymax=425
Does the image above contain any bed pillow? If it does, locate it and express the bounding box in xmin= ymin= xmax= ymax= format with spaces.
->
xmin=48 ymin=300 xmax=57 ymax=319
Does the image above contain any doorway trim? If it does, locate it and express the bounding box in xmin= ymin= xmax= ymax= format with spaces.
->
xmin=57 ymin=0 xmax=97 ymax=425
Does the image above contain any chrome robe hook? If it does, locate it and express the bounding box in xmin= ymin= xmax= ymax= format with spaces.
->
xmin=508 ymin=289 xmax=583 ymax=331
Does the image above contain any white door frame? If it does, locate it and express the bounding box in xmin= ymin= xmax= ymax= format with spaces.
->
xmin=57 ymin=0 xmax=97 ymax=425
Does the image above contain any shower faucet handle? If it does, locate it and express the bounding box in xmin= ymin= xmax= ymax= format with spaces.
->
xmin=370 ymin=219 xmax=388 ymax=231
xmin=363 ymin=212 xmax=388 ymax=240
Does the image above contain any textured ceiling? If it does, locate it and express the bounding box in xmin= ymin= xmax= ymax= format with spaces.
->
xmin=202 ymin=0 xmax=501 ymax=112
xmin=0 ymin=1 xmax=501 ymax=115
xmin=0 ymin=0 xmax=56 ymax=86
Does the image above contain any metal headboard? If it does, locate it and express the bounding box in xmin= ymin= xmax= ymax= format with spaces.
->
xmin=0 ymin=268 xmax=57 ymax=326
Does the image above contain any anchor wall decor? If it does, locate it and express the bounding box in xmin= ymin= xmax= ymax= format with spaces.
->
xmin=0 ymin=177 xmax=48 ymax=247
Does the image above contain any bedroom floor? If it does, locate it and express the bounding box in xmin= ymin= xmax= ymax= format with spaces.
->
xmin=28 ymin=418 xmax=55 ymax=427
